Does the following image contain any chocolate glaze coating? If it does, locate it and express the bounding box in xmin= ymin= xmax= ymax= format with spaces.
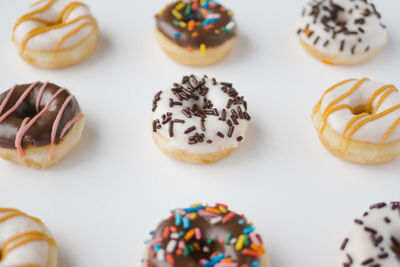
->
xmin=0 ymin=82 xmax=80 ymax=149
xmin=156 ymin=1 xmax=236 ymax=49
xmin=146 ymin=205 xmax=264 ymax=267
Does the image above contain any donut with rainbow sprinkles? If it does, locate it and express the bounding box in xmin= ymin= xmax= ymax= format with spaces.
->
xmin=155 ymin=0 xmax=237 ymax=66
xmin=142 ymin=203 xmax=270 ymax=267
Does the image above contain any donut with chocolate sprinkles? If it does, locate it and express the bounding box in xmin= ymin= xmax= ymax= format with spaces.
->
xmin=155 ymin=0 xmax=237 ymax=66
xmin=0 ymin=82 xmax=84 ymax=169
xmin=296 ymin=0 xmax=387 ymax=65
xmin=141 ymin=203 xmax=271 ymax=267
xmin=339 ymin=202 xmax=400 ymax=267
xmin=151 ymin=75 xmax=250 ymax=164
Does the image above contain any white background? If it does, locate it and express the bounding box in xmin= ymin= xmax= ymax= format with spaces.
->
xmin=0 ymin=0 xmax=399 ymax=267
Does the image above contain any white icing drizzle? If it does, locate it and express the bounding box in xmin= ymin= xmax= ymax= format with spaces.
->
xmin=315 ymin=78 xmax=400 ymax=143
xmin=340 ymin=202 xmax=400 ymax=267
xmin=152 ymin=75 xmax=250 ymax=154
xmin=0 ymin=208 xmax=56 ymax=267
xmin=296 ymin=0 xmax=387 ymax=57
xmin=13 ymin=0 xmax=97 ymax=51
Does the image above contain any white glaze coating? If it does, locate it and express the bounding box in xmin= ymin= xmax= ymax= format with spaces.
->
xmin=152 ymin=75 xmax=249 ymax=154
xmin=13 ymin=0 xmax=96 ymax=51
xmin=317 ymin=78 xmax=400 ymax=143
xmin=296 ymin=0 xmax=387 ymax=57
xmin=340 ymin=202 xmax=400 ymax=267
xmin=0 ymin=209 xmax=54 ymax=267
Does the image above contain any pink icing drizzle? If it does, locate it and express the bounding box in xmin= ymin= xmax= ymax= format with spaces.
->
xmin=35 ymin=81 xmax=49 ymax=113
xmin=0 ymin=85 xmax=17 ymax=116
xmin=0 ymin=82 xmax=39 ymax=124
xmin=15 ymin=87 xmax=66 ymax=158
xmin=60 ymin=113 xmax=84 ymax=139
xmin=48 ymin=94 xmax=73 ymax=160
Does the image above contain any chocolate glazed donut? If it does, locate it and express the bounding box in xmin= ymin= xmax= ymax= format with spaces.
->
xmin=143 ymin=204 xmax=267 ymax=267
xmin=156 ymin=1 xmax=236 ymax=49
xmin=0 ymin=81 xmax=84 ymax=169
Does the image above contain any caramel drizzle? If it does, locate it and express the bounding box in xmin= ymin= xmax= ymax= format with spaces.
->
xmin=313 ymin=78 xmax=357 ymax=114
xmin=0 ymin=210 xmax=56 ymax=265
xmin=0 ymin=210 xmax=42 ymax=225
xmin=0 ymin=83 xmax=82 ymax=159
xmin=13 ymin=0 xmax=96 ymax=55
xmin=315 ymin=78 xmax=400 ymax=148
xmin=13 ymin=0 xmax=57 ymax=35
xmin=318 ymin=78 xmax=368 ymax=134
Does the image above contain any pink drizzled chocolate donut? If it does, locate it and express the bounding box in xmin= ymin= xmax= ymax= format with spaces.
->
xmin=0 ymin=81 xmax=84 ymax=169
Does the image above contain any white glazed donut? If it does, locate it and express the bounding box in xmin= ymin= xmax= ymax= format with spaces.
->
xmin=296 ymin=0 xmax=387 ymax=65
xmin=13 ymin=0 xmax=98 ymax=69
xmin=151 ymin=75 xmax=250 ymax=164
xmin=312 ymin=78 xmax=400 ymax=164
xmin=0 ymin=208 xmax=57 ymax=267
xmin=340 ymin=202 xmax=400 ymax=267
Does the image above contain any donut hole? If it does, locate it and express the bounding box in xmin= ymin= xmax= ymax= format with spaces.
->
xmin=351 ymin=105 xmax=372 ymax=116
xmin=334 ymin=11 xmax=348 ymax=25
xmin=182 ymin=9 xmax=205 ymax=23
xmin=188 ymin=240 xmax=225 ymax=262
xmin=393 ymin=244 xmax=400 ymax=258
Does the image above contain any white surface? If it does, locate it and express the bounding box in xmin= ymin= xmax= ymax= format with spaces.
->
xmin=0 ymin=1 xmax=399 ymax=267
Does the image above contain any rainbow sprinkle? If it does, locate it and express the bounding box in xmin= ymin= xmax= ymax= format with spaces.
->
xmin=143 ymin=203 xmax=265 ymax=266
xmin=200 ymin=43 xmax=207 ymax=55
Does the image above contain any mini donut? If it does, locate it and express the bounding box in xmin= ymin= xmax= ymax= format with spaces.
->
xmin=0 ymin=81 xmax=84 ymax=169
xmin=142 ymin=203 xmax=270 ymax=267
xmin=13 ymin=0 xmax=98 ymax=69
xmin=296 ymin=0 xmax=387 ymax=65
xmin=339 ymin=202 xmax=400 ymax=267
xmin=151 ymin=75 xmax=250 ymax=164
xmin=155 ymin=0 xmax=237 ymax=66
xmin=0 ymin=208 xmax=57 ymax=267
xmin=312 ymin=78 xmax=400 ymax=164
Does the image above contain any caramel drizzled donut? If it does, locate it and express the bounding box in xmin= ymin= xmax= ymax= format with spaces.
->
xmin=0 ymin=208 xmax=57 ymax=267
xmin=155 ymin=1 xmax=237 ymax=66
xmin=0 ymin=82 xmax=84 ymax=169
xmin=312 ymin=78 xmax=400 ymax=164
xmin=142 ymin=203 xmax=270 ymax=267
xmin=340 ymin=202 xmax=400 ymax=267
xmin=151 ymin=75 xmax=250 ymax=164
xmin=12 ymin=0 xmax=98 ymax=68
xmin=296 ymin=0 xmax=387 ymax=65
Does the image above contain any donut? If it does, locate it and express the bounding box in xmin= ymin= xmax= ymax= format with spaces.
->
xmin=12 ymin=0 xmax=98 ymax=69
xmin=151 ymin=75 xmax=250 ymax=164
xmin=142 ymin=203 xmax=270 ymax=267
xmin=339 ymin=202 xmax=400 ymax=267
xmin=296 ymin=0 xmax=387 ymax=65
xmin=155 ymin=0 xmax=237 ymax=66
xmin=0 ymin=208 xmax=57 ymax=267
xmin=312 ymin=78 xmax=400 ymax=164
xmin=0 ymin=81 xmax=85 ymax=169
